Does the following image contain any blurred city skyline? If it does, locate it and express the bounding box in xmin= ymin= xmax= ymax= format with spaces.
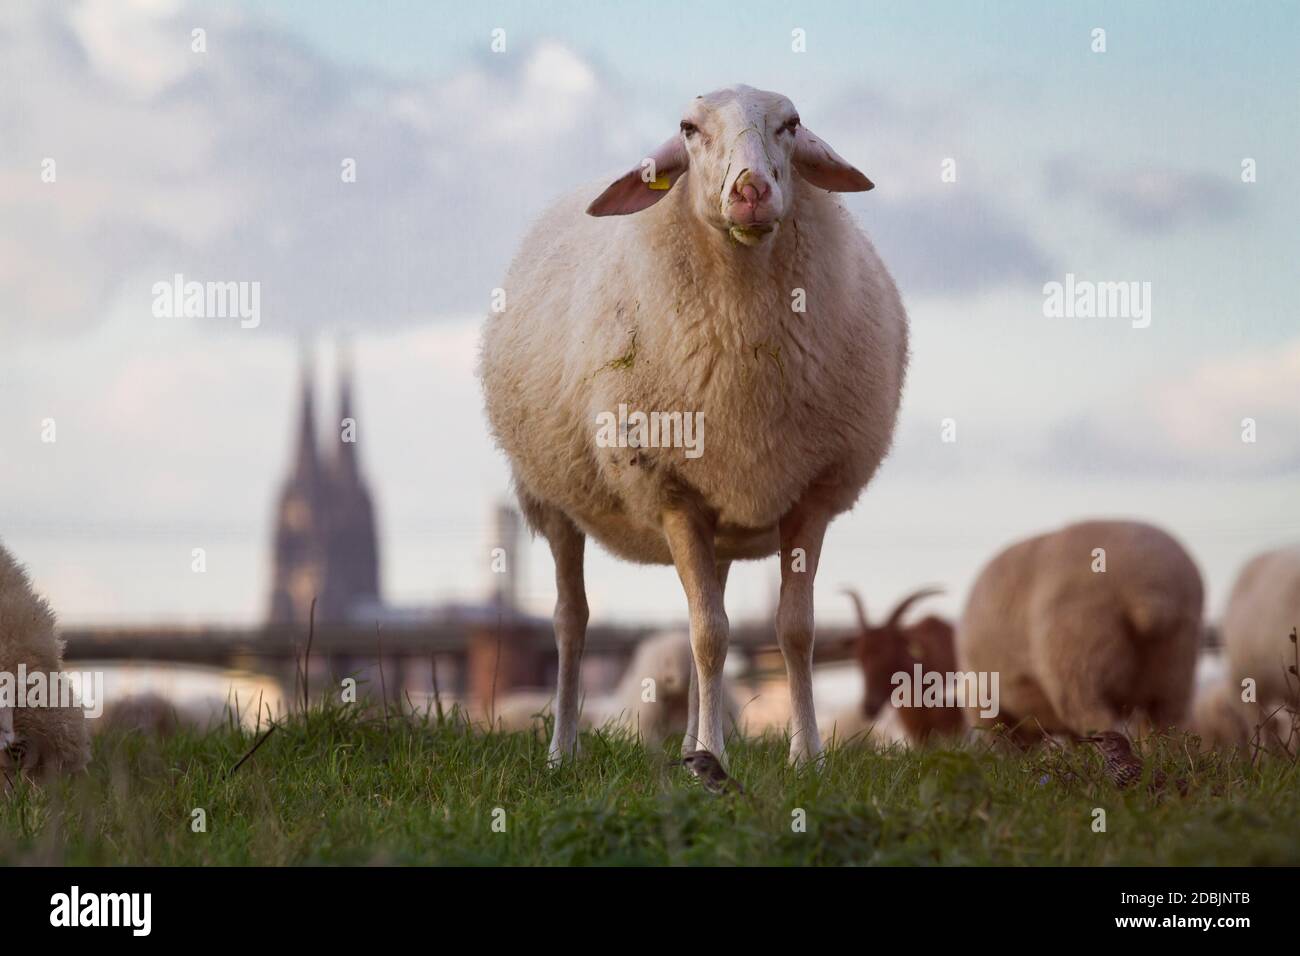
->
xmin=1 ymin=0 xmax=1297 ymax=627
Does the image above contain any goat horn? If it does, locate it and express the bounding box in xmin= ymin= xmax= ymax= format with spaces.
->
xmin=883 ymin=587 xmax=944 ymax=631
xmin=840 ymin=588 xmax=871 ymax=634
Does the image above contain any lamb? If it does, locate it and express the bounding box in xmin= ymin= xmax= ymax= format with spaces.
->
xmin=0 ymin=541 xmax=91 ymax=785
xmin=957 ymin=520 xmax=1202 ymax=743
xmin=844 ymin=587 xmax=964 ymax=743
xmin=480 ymin=84 xmax=907 ymax=766
xmin=493 ymin=630 xmax=738 ymax=747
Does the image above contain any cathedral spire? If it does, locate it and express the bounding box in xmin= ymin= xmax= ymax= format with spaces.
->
xmin=334 ymin=342 xmax=359 ymax=481
xmin=292 ymin=346 xmax=319 ymax=483
xmin=269 ymin=343 xmax=381 ymax=626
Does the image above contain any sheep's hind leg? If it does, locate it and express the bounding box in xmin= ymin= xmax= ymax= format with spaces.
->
xmin=664 ymin=508 xmax=730 ymax=765
xmin=682 ymin=560 xmax=730 ymax=757
xmin=543 ymin=512 xmax=589 ymax=765
xmin=777 ymin=503 xmax=832 ymax=766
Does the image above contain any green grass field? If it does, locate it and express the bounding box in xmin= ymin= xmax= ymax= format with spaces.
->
xmin=3 ymin=704 xmax=1298 ymax=866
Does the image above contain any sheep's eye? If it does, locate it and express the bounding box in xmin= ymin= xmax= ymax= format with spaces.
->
xmin=680 ymin=121 xmax=699 ymax=138
xmin=779 ymin=117 xmax=799 ymax=135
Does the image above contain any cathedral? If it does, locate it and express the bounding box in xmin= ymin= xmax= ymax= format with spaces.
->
xmin=267 ymin=354 xmax=381 ymax=626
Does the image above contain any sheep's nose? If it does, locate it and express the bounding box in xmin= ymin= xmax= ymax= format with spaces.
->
xmin=732 ymin=169 xmax=771 ymax=204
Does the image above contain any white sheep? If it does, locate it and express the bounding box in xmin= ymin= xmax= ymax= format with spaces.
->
xmin=492 ymin=630 xmax=738 ymax=747
xmin=957 ymin=520 xmax=1202 ymax=741
xmin=1221 ymin=547 xmax=1300 ymax=710
xmin=1186 ymin=656 xmax=1254 ymax=750
xmin=1214 ymin=547 xmax=1300 ymax=749
xmin=480 ymin=85 xmax=907 ymax=765
xmin=0 ymin=541 xmax=91 ymax=783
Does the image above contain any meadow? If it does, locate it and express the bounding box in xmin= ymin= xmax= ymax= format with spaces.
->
xmin=2 ymin=703 xmax=1297 ymax=866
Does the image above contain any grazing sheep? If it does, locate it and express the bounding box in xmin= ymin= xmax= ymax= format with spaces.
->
xmin=1187 ymin=668 xmax=1254 ymax=750
xmin=818 ymin=693 xmax=912 ymax=749
xmin=1221 ymin=547 xmax=1300 ymax=714
xmin=1198 ymin=547 xmax=1300 ymax=754
xmin=844 ymin=587 xmax=964 ymax=743
xmin=957 ymin=520 xmax=1202 ymax=742
xmin=493 ymin=631 xmax=738 ymax=747
xmin=0 ymin=542 xmax=91 ymax=784
xmin=98 ymin=693 xmax=185 ymax=737
xmin=480 ymin=85 xmax=906 ymax=765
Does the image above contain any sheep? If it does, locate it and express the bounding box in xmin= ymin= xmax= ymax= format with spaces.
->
xmin=492 ymin=631 xmax=739 ymax=747
xmin=956 ymin=520 xmax=1202 ymax=744
xmin=0 ymin=541 xmax=91 ymax=785
xmin=98 ymin=693 xmax=185 ymax=737
xmin=843 ymin=587 xmax=964 ymax=743
xmin=1186 ymin=664 xmax=1254 ymax=750
xmin=1216 ymin=547 xmax=1300 ymax=750
xmin=1221 ymin=547 xmax=1300 ymax=712
xmin=480 ymin=84 xmax=906 ymax=766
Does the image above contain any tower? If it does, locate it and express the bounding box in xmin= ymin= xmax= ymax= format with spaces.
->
xmin=319 ymin=351 xmax=381 ymax=622
xmin=267 ymin=357 xmax=327 ymax=625
xmin=267 ymin=348 xmax=382 ymax=626
xmin=487 ymin=501 xmax=522 ymax=612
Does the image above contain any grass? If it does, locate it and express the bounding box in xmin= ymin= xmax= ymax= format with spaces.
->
xmin=2 ymin=702 xmax=1298 ymax=866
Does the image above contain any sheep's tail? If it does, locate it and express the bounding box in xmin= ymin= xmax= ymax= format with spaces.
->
xmin=1126 ymin=593 xmax=1198 ymax=641
xmin=883 ymin=587 xmax=945 ymax=631
xmin=841 ymin=588 xmax=871 ymax=633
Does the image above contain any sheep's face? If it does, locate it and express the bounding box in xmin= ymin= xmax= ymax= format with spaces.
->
xmin=0 ymin=705 xmax=90 ymax=787
xmin=587 ymin=85 xmax=872 ymax=244
xmin=650 ymin=634 xmax=694 ymax=697
xmin=678 ymin=87 xmax=800 ymax=245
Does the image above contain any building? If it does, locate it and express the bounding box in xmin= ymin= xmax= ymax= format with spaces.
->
xmin=267 ymin=352 xmax=380 ymax=625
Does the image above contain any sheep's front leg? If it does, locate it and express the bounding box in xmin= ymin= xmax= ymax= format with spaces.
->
xmin=663 ymin=509 xmax=730 ymax=764
xmin=546 ymin=515 xmax=588 ymax=765
xmin=778 ymin=503 xmax=831 ymax=765
xmin=682 ymin=560 xmax=730 ymax=757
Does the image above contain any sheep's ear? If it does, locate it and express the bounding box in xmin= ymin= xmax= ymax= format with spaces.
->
xmin=793 ymin=126 xmax=874 ymax=192
xmin=586 ymin=135 xmax=688 ymax=216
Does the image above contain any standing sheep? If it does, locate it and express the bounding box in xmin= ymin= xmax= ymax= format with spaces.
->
xmin=0 ymin=541 xmax=91 ymax=784
xmin=480 ymin=85 xmax=907 ymax=765
xmin=957 ymin=520 xmax=1202 ymax=742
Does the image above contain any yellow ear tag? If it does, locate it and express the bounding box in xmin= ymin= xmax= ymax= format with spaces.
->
xmin=648 ymin=174 xmax=671 ymax=190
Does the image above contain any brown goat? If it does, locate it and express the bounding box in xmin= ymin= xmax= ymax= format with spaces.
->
xmin=845 ymin=587 xmax=965 ymax=743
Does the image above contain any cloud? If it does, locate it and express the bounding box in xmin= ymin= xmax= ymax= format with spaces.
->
xmin=862 ymin=192 xmax=1054 ymax=296
xmin=814 ymin=87 xmax=1054 ymax=295
xmin=1 ymin=3 xmax=1066 ymax=341
xmin=1044 ymin=157 xmax=1246 ymax=234
xmin=0 ymin=1 xmax=637 ymax=341
xmin=1027 ymin=340 xmax=1300 ymax=477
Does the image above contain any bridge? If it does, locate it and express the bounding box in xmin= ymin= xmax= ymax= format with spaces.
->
xmin=61 ymin=613 xmax=859 ymax=712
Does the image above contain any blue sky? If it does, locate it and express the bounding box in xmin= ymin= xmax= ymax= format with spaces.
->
xmin=1 ymin=0 xmax=1297 ymax=627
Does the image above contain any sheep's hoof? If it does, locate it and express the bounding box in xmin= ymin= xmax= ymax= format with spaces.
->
xmin=546 ymin=738 xmax=582 ymax=767
xmin=788 ymin=746 xmax=826 ymax=770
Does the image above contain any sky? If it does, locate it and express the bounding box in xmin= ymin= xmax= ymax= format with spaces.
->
xmin=1 ymin=0 xmax=1297 ymax=629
